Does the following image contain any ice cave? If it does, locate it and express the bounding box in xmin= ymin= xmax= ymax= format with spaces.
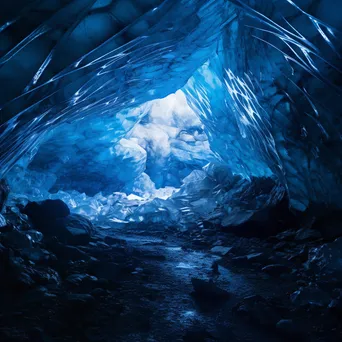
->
xmin=0 ymin=1 xmax=342 ymax=341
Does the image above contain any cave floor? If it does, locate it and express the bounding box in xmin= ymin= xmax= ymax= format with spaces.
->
xmin=0 ymin=224 xmax=341 ymax=341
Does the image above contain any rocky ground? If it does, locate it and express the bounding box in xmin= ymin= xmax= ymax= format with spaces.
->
xmin=0 ymin=198 xmax=342 ymax=341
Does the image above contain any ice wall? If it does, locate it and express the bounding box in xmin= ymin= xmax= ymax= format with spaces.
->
xmin=1 ymin=0 xmax=342 ymax=217
xmin=0 ymin=0 xmax=230 ymax=174
xmin=11 ymin=91 xmax=215 ymax=196
xmin=185 ymin=0 xmax=342 ymax=211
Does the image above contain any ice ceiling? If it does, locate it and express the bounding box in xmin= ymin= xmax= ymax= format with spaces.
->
xmin=1 ymin=0 xmax=342 ymax=227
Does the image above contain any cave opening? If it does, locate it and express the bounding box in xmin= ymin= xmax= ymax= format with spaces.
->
xmin=1 ymin=1 xmax=342 ymax=341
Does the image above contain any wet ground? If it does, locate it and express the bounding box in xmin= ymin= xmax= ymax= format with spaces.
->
xmin=1 ymin=223 xmax=342 ymax=341
xmin=98 ymin=229 xmax=298 ymax=342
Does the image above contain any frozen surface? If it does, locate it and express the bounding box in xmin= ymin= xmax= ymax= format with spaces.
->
xmin=1 ymin=0 xmax=342 ymax=227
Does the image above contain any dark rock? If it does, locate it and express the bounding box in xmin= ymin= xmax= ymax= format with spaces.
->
xmin=30 ymin=267 xmax=61 ymax=287
xmin=14 ymin=272 xmax=35 ymax=290
xmin=0 ymin=214 xmax=13 ymax=232
xmin=90 ymin=288 xmax=108 ymax=297
xmin=183 ymin=328 xmax=215 ymax=342
xmin=0 ymin=230 xmax=32 ymax=249
xmin=25 ymin=230 xmax=44 ymax=243
xmin=0 ymin=327 xmax=28 ymax=342
xmin=308 ymin=237 xmax=342 ymax=277
xmin=28 ymin=327 xmax=49 ymax=342
xmin=273 ymin=241 xmax=289 ymax=251
xmin=223 ymin=195 xmax=296 ymax=238
xmin=23 ymin=200 xmax=93 ymax=245
xmin=276 ymin=319 xmax=304 ymax=339
xmin=232 ymin=252 xmax=267 ymax=266
xmin=66 ymin=293 xmax=95 ymax=309
xmin=191 ymin=278 xmax=230 ymax=300
xmin=23 ymin=199 xmax=70 ymax=226
xmin=89 ymin=261 xmax=121 ymax=282
xmin=20 ymin=248 xmax=54 ymax=263
xmin=295 ymin=228 xmax=321 ymax=242
xmin=261 ymin=264 xmax=291 ymax=276
xmin=210 ymin=246 xmax=233 ymax=256
xmin=288 ymin=247 xmax=308 ymax=263
xmin=312 ymin=210 xmax=342 ymax=240
xmin=46 ymin=214 xmax=94 ymax=245
xmin=234 ymin=295 xmax=281 ymax=327
xmin=65 ymin=273 xmax=98 ymax=288
xmin=84 ymin=327 xmax=106 ymax=342
xmin=201 ymin=229 xmax=216 ymax=236
xmin=328 ymin=296 xmax=342 ymax=316
xmin=0 ymin=179 xmax=10 ymax=213
xmin=275 ymin=230 xmax=296 ymax=241
xmin=48 ymin=241 xmax=90 ymax=261
xmin=103 ymin=236 xmax=126 ymax=245
xmin=290 ymin=286 xmax=331 ymax=307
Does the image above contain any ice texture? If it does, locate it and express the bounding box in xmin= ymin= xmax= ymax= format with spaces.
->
xmin=1 ymin=0 xmax=342 ymax=225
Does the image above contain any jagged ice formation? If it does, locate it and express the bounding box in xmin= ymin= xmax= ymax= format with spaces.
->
xmin=1 ymin=0 xmax=342 ymax=227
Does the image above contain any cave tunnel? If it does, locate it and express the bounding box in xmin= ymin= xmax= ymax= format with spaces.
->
xmin=0 ymin=1 xmax=342 ymax=341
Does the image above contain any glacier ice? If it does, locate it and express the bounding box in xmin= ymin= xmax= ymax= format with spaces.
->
xmin=1 ymin=0 xmax=342 ymax=229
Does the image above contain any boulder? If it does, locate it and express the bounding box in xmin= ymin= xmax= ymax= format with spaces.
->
xmin=24 ymin=199 xmax=93 ymax=245
xmin=23 ymin=199 xmax=70 ymax=227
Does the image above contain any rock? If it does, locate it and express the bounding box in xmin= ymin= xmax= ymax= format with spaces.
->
xmin=45 ymin=214 xmax=94 ymax=245
xmin=276 ymin=319 xmax=303 ymax=338
xmin=23 ymin=199 xmax=70 ymax=226
xmin=201 ymin=229 xmax=216 ymax=236
xmin=290 ymin=286 xmax=331 ymax=307
xmin=191 ymin=278 xmax=230 ymax=300
xmin=328 ymin=296 xmax=342 ymax=315
xmin=0 ymin=214 xmax=13 ymax=233
xmin=275 ymin=230 xmax=296 ymax=241
xmin=308 ymin=237 xmax=342 ymax=277
xmin=48 ymin=241 xmax=90 ymax=261
xmin=20 ymin=248 xmax=54 ymax=263
xmin=223 ymin=196 xmax=296 ymax=238
xmin=0 ymin=230 xmax=32 ymax=249
xmin=25 ymin=230 xmax=44 ymax=243
xmin=103 ymin=236 xmax=126 ymax=245
xmin=0 ymin=179 xmax=10 ymax=213
xmin=65 ymin=273 xmax=98 ymax=288
xmin=210 ymin=246 xmax=233 ymax=256
xmin=288 ymin=247 xmax=308 ymax=263
xmin=261 ymin=264 xmax=291 ymax=276
xmin=234 ymin=295 xmax=281 ymax=327
xmin=23 ymin=200 xmax=94 ymax=245
xmin=30 ymin=267 xmax=61 ymax=287
xmin=14 ymin=272 xmax=36 ymax=290
xmin=312 ymin=210 xmax=342 ymax=240
xmin=295 ymin=228 xmax=321 ymax=242
xmin=90 ymin=288 xmax=108 ymax=298
xmin=273 ymin=241 xmax=289 ymax=251
xmin=232 ymin=252 xmax=267 ymax=266
xmin=66 ymin=293 xmax=95 ymax=309
xmin=89 ymin=261 xmax=121 ymax=282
